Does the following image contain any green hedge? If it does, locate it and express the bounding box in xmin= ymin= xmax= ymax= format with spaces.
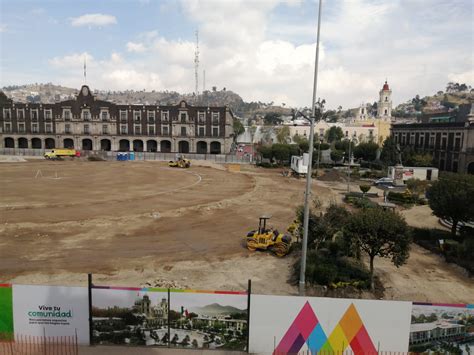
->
xmin=387 ymin=191 xmax=418 ymax=205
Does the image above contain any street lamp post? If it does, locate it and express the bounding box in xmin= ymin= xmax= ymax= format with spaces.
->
xmin=347 ymin=138 xmax=352 ymax=193
xmin=299 ymin=0 xmax=323 ymax=296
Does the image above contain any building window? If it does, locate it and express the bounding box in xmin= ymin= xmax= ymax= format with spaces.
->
xmin=345 ymin=131 xmax=348 ymax=137
xmin=198 ymin=126 xmax=205 ymax=136
xmin=31 ymin=109 xmax=38 ymax=121
xmin=82 ymin=110 xmax=90 ymax=121
xmin=212 ymin=112 xmax=220 ymax=125
xmin=441 ymin=138 xmax=447 ymax=149
xmin=148 ymin=125 xmax=155 ymax=135
xmin=84 ymin=124 xmax=90 ymax=134
xmin=454 ymin=137 xmax=461 ymax=151
xmin=384 ymin=109 xmax=388 ymax=115
xmin=148 ymin=111 xmax=155 ymax=123
xmin=17 ymin=109 xmax=25 ymax=120
xmin=385 ymin=96 xmax=388 ymax=102
xmin=45 ymin=123 xmax=53 ymax=133
xmin=44 ymin=109 xmax=52 ymax=120
xmin=63 ymin=109 xmax=72 ymax=121
xmin=102 ymin=124 xmax=109 ymax=134
xmin=133 ymin=111 xmax=141 ymax=122
xmin=120 ymin=110 xmax=128 ymax=121
xmin=180 ymin=127 xmax=187 ymax=136
xmin=180 ymin=112 xmax=187 ymax=123
xmin=101 ymin=111 xmax=109 ymax=121
xmin=18 ymin=123 xmax=25 ymax=133
xmin=32 ymin=123 xmax=39 ymax=133
xmin=429 ymin=136 xmax=435 ymax=148
xmin=161 ymin=111 xmax=169 ymax=122
xmin=198 ymin=112 xmax=206 ymax=124
xmin=65 ymin=124 xmax=71 ymax=134
xmin=4 ymin=123 xmax=12 ymax=133
xmin=3 ymin=108 xmax=11 ymax=120
xmin=134 ymin=125 xmax=141 ymax=135
xmin=162 ymin=125 xmax=169 ymax=135
xmin=212 ymin=126 xmax=219 ymax=137
xmin=120 ymin=125 xmax=127 ymax=134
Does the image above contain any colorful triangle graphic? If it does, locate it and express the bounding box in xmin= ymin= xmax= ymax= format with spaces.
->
xmin=274 ymin=302 xmax=377 ymax=355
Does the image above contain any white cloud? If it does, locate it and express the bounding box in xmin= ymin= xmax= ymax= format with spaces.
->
xmin=36 ymin=0 xmax=471 ymax=109
xmin=49 ymin=52 xmax=93 ymax=68
xmin=126 ymin=42 xmax=147 ymax=53
xmin=448 ymin=70 xmax=474 ymax=86
xmin=0 ymin=24 xmax=7 ymax=33
xmin=70 ymin=13 xmax=117 ymax=27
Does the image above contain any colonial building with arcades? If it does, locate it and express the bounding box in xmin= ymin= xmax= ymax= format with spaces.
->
xmin=0 ymin=85 xmax=235 ymax=154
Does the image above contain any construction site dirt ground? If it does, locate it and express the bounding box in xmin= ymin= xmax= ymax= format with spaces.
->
xmin=0 ymin=160 xmax=473 ymax=303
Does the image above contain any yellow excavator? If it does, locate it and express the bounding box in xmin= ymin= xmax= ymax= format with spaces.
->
xmin=168 ymin=155 xmax=191 ymax=168
xmin=245 ymin=216 xmax=292 ymax=257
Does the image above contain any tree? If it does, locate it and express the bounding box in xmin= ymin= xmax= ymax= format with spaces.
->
xmin=353 ymin=142 xmax=379 ymax=161
xmin=408 ymin=153 xmax=433 ymax=167
xmin=359 ymin=185 xmax=371 ymax=198
xmin=426 ymin=174 xmax=474 ymax=236
xmin=263 ymin=112 xmax=283 ymax=125
xmin=330 ymin=150 xmax=344 ymax=164
xmin=271 ymin=143 xmax=290 ymax=164
xmin=344 ymin=208 xmax=410 ymax=289
xmin=232 ymin=119 xmax=245 ymax=139
xmin=257 ymin=145 xmax=272 ymax=160
xmin=325 ymin=126 xmax=344 ymax=143
xmin=380 ymin=137 xmax=398 ymax=166
xmin=276 ymin=126 xmax=290 ymax=144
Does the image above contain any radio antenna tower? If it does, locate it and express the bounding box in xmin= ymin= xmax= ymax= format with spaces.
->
xmin=202 ymin=69 xmax=206 ymax=92
xmin=194 ymin=30 xmax=199 ymax=99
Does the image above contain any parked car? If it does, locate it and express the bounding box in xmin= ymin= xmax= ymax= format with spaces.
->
xmin=374 ymin=177 xmax=394 ymax=187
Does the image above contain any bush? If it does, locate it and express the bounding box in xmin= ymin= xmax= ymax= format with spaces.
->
xmin=411 ymin=227 xmax=474 ymax=275
xmin=387 ymin=190 xmax=417 ymax=205
xmin=344 ymin=196 xmax=377 ymax=209
xmin=301 ymin=248 xmax=371 ymax=289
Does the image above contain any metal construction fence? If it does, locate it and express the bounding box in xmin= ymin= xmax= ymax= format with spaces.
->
xmin=0 ymin=148 xmax=253 ymax=164
xmin=0 ymin=334 xmax=78 ymax=355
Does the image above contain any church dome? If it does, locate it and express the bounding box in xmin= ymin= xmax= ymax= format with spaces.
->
xmin=383 ymin=81 xmax=390 ymax=91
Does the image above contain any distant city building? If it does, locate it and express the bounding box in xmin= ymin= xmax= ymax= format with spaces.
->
xmin=0 ymin=85 xmax=235 ymax=154
xmin=391 ymin=103 xmax=474 ymax=174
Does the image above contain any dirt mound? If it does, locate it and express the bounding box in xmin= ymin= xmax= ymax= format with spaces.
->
xmin=318 ymin=168 xmax=346 ymax=182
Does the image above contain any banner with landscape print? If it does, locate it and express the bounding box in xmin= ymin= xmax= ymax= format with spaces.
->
xmin=169 ymin=290 xmax=248 ymax=350
xmin=249 ymin=294 xmax=412 ymax=354
xmin=409 ymin=303 xmax=474 ymax=354
xmin=91 ymin=286 xmax=248 ymax=350
xmin=91 ymin=286 xmax=169 ymax=346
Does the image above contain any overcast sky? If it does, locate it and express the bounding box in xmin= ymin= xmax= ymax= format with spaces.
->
xmin=0 ymin=0 xmax=472 ymax=109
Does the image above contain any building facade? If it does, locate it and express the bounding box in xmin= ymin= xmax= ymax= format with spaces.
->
xmin=391 ymin=103 xmax=474 ymax=174
xmin=0 ymin=85 xmax=234 ymax=154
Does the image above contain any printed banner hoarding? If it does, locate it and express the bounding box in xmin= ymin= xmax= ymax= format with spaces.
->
xmin=91 ymin=286 xmax=248 ymax=350
xmin=0 ymin=284 xmax=14 ymax=340
xmin=169 ymin=290 xmax=248 ymax=350
xmin=91 ymin=286 xmax=168 ymax=346
xmin=249 ymin=295 xmax=412 ymax=354
xmin=409 ymin=303 xmax=474 ymax=354
xmin=12 ymin=285 xmax=89 ymax=344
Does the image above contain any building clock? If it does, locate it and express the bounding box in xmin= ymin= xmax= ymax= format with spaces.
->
xmin=82 ymin=86 xmax=89 ymax=96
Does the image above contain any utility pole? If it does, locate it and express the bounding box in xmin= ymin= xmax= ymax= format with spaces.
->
xmin=299 ymin=0 xmax=323 ymax=296
xmin=347 ymin=138 xmax=352 ymax=192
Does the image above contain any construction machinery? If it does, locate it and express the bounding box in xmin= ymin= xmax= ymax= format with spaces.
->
xmin=245 ymin=216 xmax=292 ymax=257
xmin=168 ymin=155 xmax=191 ymax=168
xmin=44 ymin=149 xmax=78 ymax=160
